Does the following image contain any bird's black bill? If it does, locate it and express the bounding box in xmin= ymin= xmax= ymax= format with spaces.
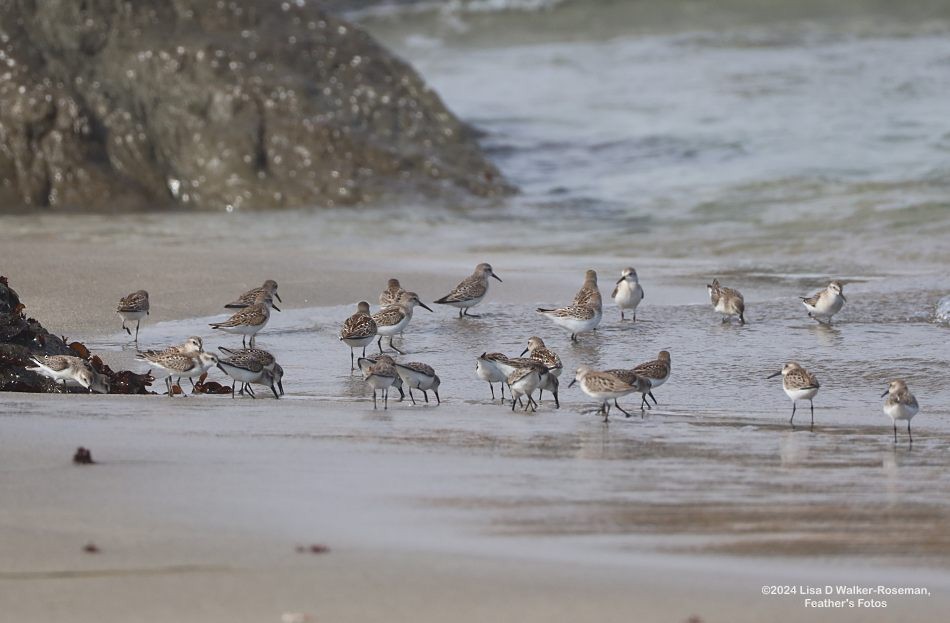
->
xmin=568 ymin=379 xmax=577 ymax=388
xmin=271 ymin=304 xmax=282 ymax=312
xmin=275 ymin=292 xmax=283 ymax=303
xmin=881 ymin=389 xmax=889 ymax=397
xmin=767 ymin=371 xmax=781 ymax=379
xmin=491 ymin=274 xmax=503 ymax=283
xmin=419 ymin=302 xmax=434 ymax=312
xmin=520 ymin=348 xmax=529 ymax=356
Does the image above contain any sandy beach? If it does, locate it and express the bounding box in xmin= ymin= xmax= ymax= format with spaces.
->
xmin=3 ymin=221 xmax=950 ymax=622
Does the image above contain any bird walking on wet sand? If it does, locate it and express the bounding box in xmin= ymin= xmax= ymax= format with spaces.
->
xmin=707 ymin=279 xmax=745 ymax=324
xmin=137 ymin=351 xmax=218 ymax=398
xmin=768 ymin=362 xmax=820 ymax=428
xmin=139 ymin=336 xmax=205 ymax=389
xmin=882 ymin=379 xmax=919 ymax=445
xmin=612 ymin=267 xmax=644 ymax=321
xmin=569 ymin=366 xmax=639 ymax=421
xmin=537 ymin=271 xmax=603 ymax=341
xmin=219 ymin=346 xmax=284 ymax=396
xmin=217 ymin=351 xmax=279 ymax=399
xmin=632 ymin=350 xmax=671 ymax=407
xmin=210 ymin=291 xmax=272 ymax=347
xmin=372 ymin=291 xmax=432 ymax=354
xmin=358 ymin=354 xmax=398 ymax=409
xmin=394 ymin=361 xmax=441 ymax=405
xmin=117 ymin=290 xmax=149 ymax=342
xmin=434 ymin=263 xmax=502 ymax=318
xmin=507 ymin=366 xmax=543 ymax=413
xmin=802 ymin=281 xmax=846 ymax=325
xmin=340 ymin=301 xmax=378 ymax=371
xmin=226 ymin=279 xmax=282 ymax=311
xmin=476 ymin=352 xmax=510 ymax=401
xmin=379 ymin=278 xmax=406 ymax=307
xmin=520 ymin=336 xmax=563 ymax=377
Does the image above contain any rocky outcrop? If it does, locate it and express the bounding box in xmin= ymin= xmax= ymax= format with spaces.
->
xmin=0 ymin=1 xmax=511 ymax=211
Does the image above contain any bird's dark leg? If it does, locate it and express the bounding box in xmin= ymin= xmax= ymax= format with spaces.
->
xmin=123 ymin=322 xmax=131 ymax=336
xmin=408 ymin=387 xmax=416 ymax=405
xmin=553 ymin=391 xmax=559 ymax=409
xmin=893 ymin=422 xmax=898 ymax=443
xmin=908 ymin=421 xmax=913 ymax=446
xmin=361 ymin=346 xmax=367 ymax=358
xmin=422 ymin=390 xmax=429 ymax=404
xmin=384 ymin=387 xmax=389 ymax=410
xmin=614 ymin=399 xmax=633 ymax=418
xmin=434 ymin=390 xmax=440 ymax=405
xmin=378 ymin=336 xmax=384 ymax=354
xmin=571 ymin=333 xmax=577 ymax=342
xmin=458 ymin=308 xmax=463 ymax=319
xmin=389 ymin=337 xmax=405 ymax=355
xmin=620 ymin=311 xmax=625 ymax=321
xmin=373 ymin=389 xmax=378 ymax=409
xmin=501 ymin=382 xmax=505 ymax=400
xmin=790 ymin=402 xmax=796 ymax=426
xmin=810 ymin=399 xmax=815 ymax=429
xmin=489 ymin=382 xmax=496 ymax=400
xmin=231 ymin=383 xmax=235 ymax=399
xmin=649 ymin=391 xmax=658 ymax=406
xmin=135 ymin=320 xmax=141 ymax=341
xmin=350 ymin=349 xmax=355 ymax=372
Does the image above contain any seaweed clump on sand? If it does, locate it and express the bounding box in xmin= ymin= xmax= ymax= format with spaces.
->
xmin=0 ymin=276 xmax=153 ymax=394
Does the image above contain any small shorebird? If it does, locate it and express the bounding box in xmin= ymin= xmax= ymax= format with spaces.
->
xmin=372 ymin=291 xmax=432 ymax=355
xmin=340 ymin=301 xmax=378 ymax=370
xmin=434 ymin=263 xmax=502 ymax=318
xmin=117 ymin=290 xmax=149 ymax=341
xmin=612 ymin=267 xmax=644 ymax=321
xmin=226 ymin=279 xmax=282 ymax=311
xmin=28 ymin=355 xmax=106 ymax=393
xmin=210 ymin=291 xmax=271 ymax=347
xmin=802 ymin=281 xmax=846 ymax=324
xmin=476 ymin=352 xmax=510 ymax=401
xmin=569 ymin=366 xmax=638 ymax=421
xmin=633 ymin=350 xmax=671 ymax=407
xmin=520 ymin=336 xmax=563 ymax=377
xmin=536 ymin=303 xmax=600 ymax=342
xmin=768 ymin=362 xmax=820 ymax=428
xmin=379 ymin=278 xmax=406 ymax=307
xmin=358 ymin=354 xmax=398 ymax=409
xmin=358 ymin=355 xmax=405 ymax=401
xmin=138 ymin=336 xmax=206 ymax=388
xmin=707 ymin=279 xmax=745 ymax=324
xmin=882 ymin=379 xmax=919 ymax=445
xmin=217 ymin=352 xmax=279 ymax=399
xmin=218 ymin=347 xmax=282 ymax=395
xmin=507 ymin=366 xmax=543 ymax=412
xmin=394 ymin=361 xmax=441 ymax=405
xmin=138 ymin=351 xmax=218 ymax=397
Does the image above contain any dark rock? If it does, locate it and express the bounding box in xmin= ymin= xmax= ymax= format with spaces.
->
xmin=0 ymin=1 xmax=512 ymax=211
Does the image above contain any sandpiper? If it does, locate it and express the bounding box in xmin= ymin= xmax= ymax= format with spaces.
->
xmin=434 ymin=263 xmax=502 ymax=318
xmin=210 ymin=291 xmax=271 ymax=347
xmin=117 ymin=290 xmax=149 ymax=341
xmin=536 ymin=304 xmax=600 ymax=342
xmin=358 ymin=354 xmax=405 ymax=401
xmin=802 ymin=281 xmax=846 ymax=324
xmin=507 ymin=366 xmax=543 ymax=412
xmin=882 ymin=379 xmax=919 ymax=445
xmin=358 ymin=354 xmax=398 ymax=409
xmin=226 ymin=279 xmax=282 ymax=311
xmin=28 ymin=355 xmax=104 ymax=393
xmin=372 ymin=291 xmax=432 ymax=355
xmin=633 ymin=350 xmax=671 ymax=407
xmin=569 ymin=366 xmax=639 ymax=421
xmin=768 ymin=362 xmax=820 ymax=428
xmin=340 ymin=301 xmax=378 ymax=370
xmin=379 ymin=278 xmax=406 ymax=307
xmin=218 ymin=346 xmax=281 ymax=395
xmin=217 ymin=352 xmax=279 ymax=399
xmin=612 ymin=267 xmax=644 ymax=321
xmin=707 ymin=279 xmax=745 ymax=324
xmin=137 ymin=351 xmax=218 ymax=397
xmin=476 ymin=352 xmax=510 ymax=401
xmin=394 ymin=361 xmax=441 ymax=405
xmin=602 ymin=368 xmax=652 ymax=413
xmin=520 ymin=336 xmax=563 ymax=377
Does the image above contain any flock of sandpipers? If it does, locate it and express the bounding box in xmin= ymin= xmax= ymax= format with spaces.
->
xmin=24 ymin=264 xmax=920 ymax=444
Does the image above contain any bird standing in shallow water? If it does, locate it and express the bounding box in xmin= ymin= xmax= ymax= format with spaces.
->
xmin=434 ymin=263 xmax=502 ymax=318
xmin=882 ymin=379 xmax=919 ymax=445
xmin=117 ymin=290 xmax=149 ymax=342
xmin=801 ymin=281 xmax=846 ymax=325
xmin=612 ymin=267 xmax=644 ymax=321
xmin=768 ymin=362 xmax=820 ymax=428
xmin=707 ymin=279 xmax=745 ymax=324
xmin=340 ymin=301 xmax=378 ymax=371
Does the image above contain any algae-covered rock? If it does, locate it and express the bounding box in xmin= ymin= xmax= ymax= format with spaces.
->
xmin=0 ymin=1 xmax=511 ymax=211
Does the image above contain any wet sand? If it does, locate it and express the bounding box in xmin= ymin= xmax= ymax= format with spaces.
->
xmin=3 ymin=223 xmax=950 ymax=622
